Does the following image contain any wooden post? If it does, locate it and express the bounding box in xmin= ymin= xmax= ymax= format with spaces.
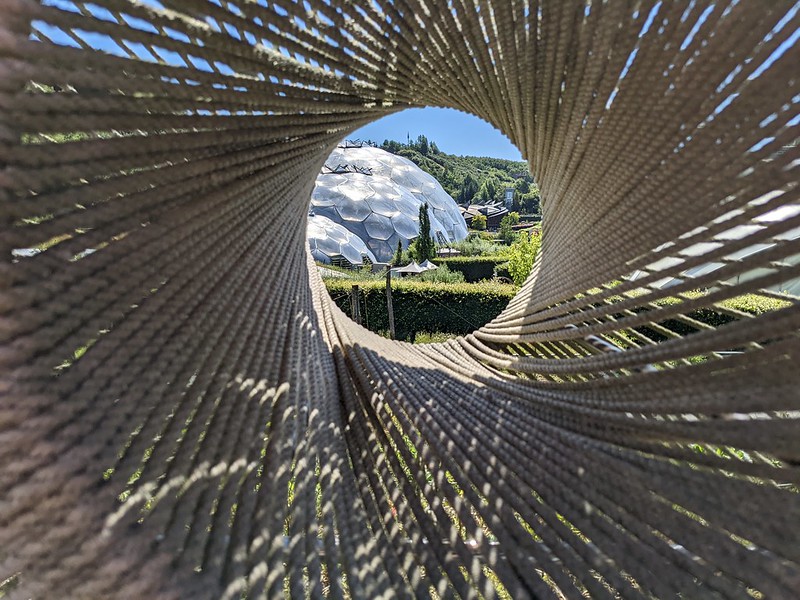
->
xmin=350 ymin=285 xmax=361 ymax=325
xmin=385 ymin=270 xmax=395 ymax=340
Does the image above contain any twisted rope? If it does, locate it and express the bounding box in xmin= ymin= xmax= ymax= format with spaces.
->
xmin=1 ymin=0 xmax=799 ymax=597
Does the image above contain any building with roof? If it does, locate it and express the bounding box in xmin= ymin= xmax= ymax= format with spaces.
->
xmin=460 ymin=203 xmax=509 ymax=230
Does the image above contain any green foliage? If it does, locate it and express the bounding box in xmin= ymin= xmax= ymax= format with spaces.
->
xmin=413 ymin=331 xmax=459 ymax=344
xmin=471 ymin=230 xmax=497 ymax=241
xmin=647 ymin=291 xmax=790 ymax=314
xmin=432 ymin=255 xmax=509 ymax=282
xmin=476 ymin=176 xmax=501 ymax=203
xmin=326 ymin=271 xmax=788 ymax=344
xmin=448 ymin=236 xmax=507 ymax=257
xmin=506 ymin=231 xmax=541 ymax=285
xmin=324 ymin=278 xmax=516 ymax=339
xmin=412 ymin=203 xmax=436 ymax=261
xmin=419 ymin=264 xmax=466 ymax=284
xmin=596 ymin=291 xmax=791 ymax=342
xmin=457 ymin=174 xmax=479 ymax=204
xmin=471 ymin=213 xmax=487 ymax=230
xmin=374 ymin=137 xmax=538 ymax=209
xmin=718 ymin=294 xmax=791 ymax=313
xmin=498 ymin=212 xmax=520 ymax=243
xmin=392 ymin=239 xmax=405 ymax=266
xmin=494 ymin=262 xmax=511 ymax=280
xmin=639 ymin=292 xmax=792 ymax=338
xmin=416 ymin=134 xmax=430 ymax=155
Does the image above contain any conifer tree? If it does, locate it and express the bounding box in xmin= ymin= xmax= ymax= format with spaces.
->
xmin=393 ymin=239 xmax=404 ymax=265
xmin=415 ymin=203 xmax=436 ymax=261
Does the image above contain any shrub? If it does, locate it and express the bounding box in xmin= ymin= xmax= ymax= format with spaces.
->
xmin=419 ymin=264 xmax=466 ymax=284
xmin=506 ymin=232 xmax=541 ymax=285
xmin=602 ymin=291 xmax=791 ymax=341
xmin=643 ymin=292 xmax=791 ymax=338
xmin=498 ymin=212 xmax=520 ymax=243
xmin=448 ymin=237 xmax=507 ymax=257
xmin=327 ymin=276 xmax=789 ymax=344
xmin=471 ymin=214 xmax=487 ymax=230
xmin=324 ymin=278 xmax=516 ymax=340
xmin=494 ymin=262 xmax=511 ymax=281
xmin=471 ymin=230 xmax=496 ymax=241
xmin=432 ymin=255 xmax=510 ymax=282
xmin=413 ymin=332 xmax=459 ymax=344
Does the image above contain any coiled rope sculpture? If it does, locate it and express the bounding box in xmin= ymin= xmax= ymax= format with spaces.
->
xmin=1 ymin=0 xmax=799 ymax=597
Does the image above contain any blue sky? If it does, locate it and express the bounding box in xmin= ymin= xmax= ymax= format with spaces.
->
xmin=351 ymin=108 xmax=525 ymax=161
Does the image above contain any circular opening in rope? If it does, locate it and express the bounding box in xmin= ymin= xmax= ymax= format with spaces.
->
xmin=308 ymin=111 xmax=539 ymax=341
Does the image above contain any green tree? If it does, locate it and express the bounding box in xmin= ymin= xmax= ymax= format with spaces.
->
xmin=413 ymin=203 xmax=436 ymax=261
xmin=381 ymin=139 xmax=402 ymax=153
xmin=499 ymin=211 xmax=520 ymax=243
xmin=457 ymin=173 xmax=479 ymax=204
xmin=416 ymin=134 xmax=429 ymax=155
xmin=393 ymin=239 xmax=404 ymax=265
xmin=511 ymin=191 xmax=522 ymax=212
xmin=507 ymin=231 xmax=541 ymax=286
xmin=476 ymin=176 xmax=500 ymax=203
xmin=521 ymin=191 xmax=540 ymax=215
xmin=471 ymin=213 xmax=487 ymax=230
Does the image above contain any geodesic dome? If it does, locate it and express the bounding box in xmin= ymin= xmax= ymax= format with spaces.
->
xmin=307 ymin=214 xmax=377 ymax=267
xmin=310 ymin=146 xmax=468 ymax=262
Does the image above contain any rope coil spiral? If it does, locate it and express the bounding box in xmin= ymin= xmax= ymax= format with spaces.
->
xmin=1 ymin=0 xmax=799 ymax=597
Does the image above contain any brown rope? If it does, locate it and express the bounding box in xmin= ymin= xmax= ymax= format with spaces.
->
xmin=2 ymin=0 xmax=799 ymax=597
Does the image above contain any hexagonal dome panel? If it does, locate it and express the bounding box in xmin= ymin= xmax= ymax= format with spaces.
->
xmin=308 ymin=145 xmax=468 ymax=262
xmin=307 ymin=214 xmax=376 ymax=267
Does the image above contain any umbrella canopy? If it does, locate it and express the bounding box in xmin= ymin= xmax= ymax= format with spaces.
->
xmin=420 ymin=260 xmax=438 ymax=270
xmin=394 ymin=261 xmax=426 ymax=274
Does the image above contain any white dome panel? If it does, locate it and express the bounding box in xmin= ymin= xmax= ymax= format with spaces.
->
xmin=335 ymin=201 xmax=371 ymax=222
xmin=306 ymin=214 xmax=376 ymax=266
xmin=364 ymin=213 xmax=395 ymax=240
xmin=392 ymin=213 xmax=418 ymax=239
xmin=368 ymin=196 xmax=400 ymax=217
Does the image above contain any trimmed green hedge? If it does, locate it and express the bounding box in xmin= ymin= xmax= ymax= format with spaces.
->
xmin=324 ymin=278 xmax=516 ymax=340
xmin=495 ymin=262 xmax=511 ymax=280
xmin=649 ymin=293 xmax=791 ymax=338
xmin=326 ymin=277 xmax=788 ymax=343
xmin=601 ymin=292 xmax=791 ymax=340
xmin=432 ymin=255 xmax=508 ymax=282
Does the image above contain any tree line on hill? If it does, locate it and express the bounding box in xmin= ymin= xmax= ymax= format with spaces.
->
xmin=376 ymin=135 xmax=541 ymax=215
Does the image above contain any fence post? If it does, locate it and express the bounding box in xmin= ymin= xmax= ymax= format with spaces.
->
xmin=350 ymin=285 xmax=361 ymax=325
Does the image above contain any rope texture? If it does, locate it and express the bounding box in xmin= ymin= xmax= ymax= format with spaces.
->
xmin=1 ymin=0 xmax=799 ymax=597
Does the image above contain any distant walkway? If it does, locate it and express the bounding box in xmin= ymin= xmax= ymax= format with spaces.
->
xmin=318 ymin=266 xmax=352 ymax=279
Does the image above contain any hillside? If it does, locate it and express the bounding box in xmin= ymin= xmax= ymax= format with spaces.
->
xmin=372 ymin=136 xmax=541 ymax=215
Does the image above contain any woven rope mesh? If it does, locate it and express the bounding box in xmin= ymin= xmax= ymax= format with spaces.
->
xmin=2 ymin=0 xmax=799 ymax=597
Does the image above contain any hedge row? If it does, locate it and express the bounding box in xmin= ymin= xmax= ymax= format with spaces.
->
xmin=324 ymin=278 xmax=516 ymax=340
xmin=431 ymin=255 xmax=508 ymax=282
xmin=597 ymin=292 xmax=791 ymax=340
xmin=325 ymin=277 xmax=789 ymax=343
xmin=646 ymin=292 xmax=791 ymax=338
